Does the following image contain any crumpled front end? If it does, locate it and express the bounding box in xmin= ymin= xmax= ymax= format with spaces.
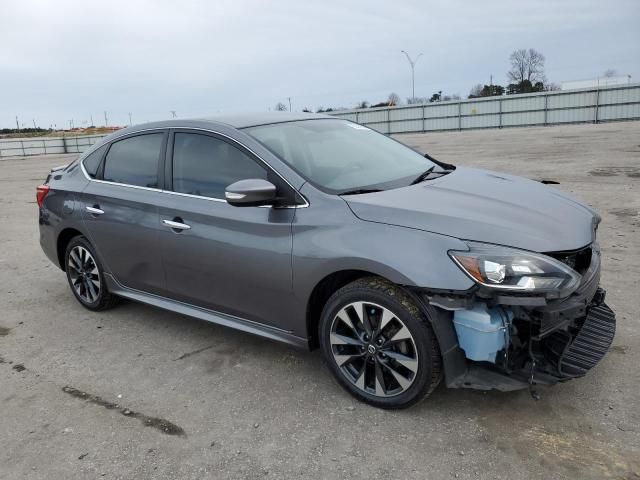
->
xmin=420 ymin=242 xmax=616 ymax=392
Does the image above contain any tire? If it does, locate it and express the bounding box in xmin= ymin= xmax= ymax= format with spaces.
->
xmin=64 ymin=236 xmax=118 ymax=311
xmin=320 ymin=277 xmax=442 ymax=409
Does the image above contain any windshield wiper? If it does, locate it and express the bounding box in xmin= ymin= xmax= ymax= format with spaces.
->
xmin=410 ymin=165 xmax=454 ymax=185
xmin=410 ymin=166 xmax=436 ymax=185
xmin=339 ymin=188 xmax=384 ymax=196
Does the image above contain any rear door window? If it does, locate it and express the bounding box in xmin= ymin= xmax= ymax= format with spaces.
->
xmin=103 ymin=133 xmax=164 ymax=188
xmin=172 ymin=132 xmax=267 ymax=199
xmin=82 ymin=144 xmax=108 ymax=178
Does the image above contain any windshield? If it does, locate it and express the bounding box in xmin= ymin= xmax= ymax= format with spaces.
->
xmin=245 ymin=119 xmax=440 ymax=194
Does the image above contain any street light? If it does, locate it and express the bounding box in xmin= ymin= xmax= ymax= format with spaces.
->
xmin=401 ymin=50 xmax=423 ymax=102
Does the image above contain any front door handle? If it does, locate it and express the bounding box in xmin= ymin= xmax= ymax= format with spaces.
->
xmin=162 ymin=219 xmax=191 ymax=231
xmin=85 ymin=205 xmax=104 ymax=215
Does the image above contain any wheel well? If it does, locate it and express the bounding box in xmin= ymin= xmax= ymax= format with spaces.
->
xmin=306 ymin=270 xmax=380 ymax=350
xmin=56 ymin=228 xmax=83 ymax=270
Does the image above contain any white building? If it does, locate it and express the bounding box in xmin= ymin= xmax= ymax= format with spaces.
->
xmin=561 ymin=75 xmax=632 ymax=90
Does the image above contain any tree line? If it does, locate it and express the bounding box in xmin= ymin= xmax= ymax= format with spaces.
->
xmin=0 ymin=127 xmax=51 ymax=135
xmin=281 ymin=48 xmax=579 ymax=112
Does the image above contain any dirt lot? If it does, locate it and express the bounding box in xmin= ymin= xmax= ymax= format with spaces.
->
xmin=1 ymin=122 xmax=638 ymax=479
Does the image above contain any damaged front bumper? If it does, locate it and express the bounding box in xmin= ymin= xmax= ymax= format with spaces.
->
xmin=416 ymin=242 xmax=616 ymax=392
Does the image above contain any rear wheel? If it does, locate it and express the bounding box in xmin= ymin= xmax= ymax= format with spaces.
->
xmin=64 ymin=236 xmax=118 ymax=311
xmin=320 ymin=277 xmax=442 ymax=409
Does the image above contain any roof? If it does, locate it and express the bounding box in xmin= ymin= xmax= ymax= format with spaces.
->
xmin=197 ymin=111 xmax=332 ymax=129
xmin=101 ymin=112 xmax=336 ymax=143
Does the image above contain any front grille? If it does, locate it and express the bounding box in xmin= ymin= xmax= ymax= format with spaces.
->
xmin=547 ymin=244 xmax=593 ymax=275
xmin=545 ymin=302 xmax=616 ymax=378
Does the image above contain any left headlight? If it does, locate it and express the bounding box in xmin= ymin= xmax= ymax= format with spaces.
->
xmin=449 ymin=242 xmax=581 ymax=299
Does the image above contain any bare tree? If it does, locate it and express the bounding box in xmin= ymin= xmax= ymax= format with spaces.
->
xmin=274 ymin=102 xmax=288 ymax=111
xmin=507 ymin=48 xmax=546 ymax=84
xmin=469 ymin=84 xmax=483 ymax=98
xmin=603 ymin=69 xmax=618 ymax=78
xmin=387 ymin=92 xmax=401 ymax=106
xmin=356 ymin=100 xmax=369 ymax=109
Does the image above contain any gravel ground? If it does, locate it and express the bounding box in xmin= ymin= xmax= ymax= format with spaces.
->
xmin=0 ymin=121 xmax=638 ymax=480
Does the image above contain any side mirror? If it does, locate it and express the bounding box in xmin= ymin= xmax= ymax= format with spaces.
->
xmin=224 ymin=179 xmax=277 ymax=207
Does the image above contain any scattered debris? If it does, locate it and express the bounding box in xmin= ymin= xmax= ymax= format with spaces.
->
xmin=617 ymin=424 xmax=635 ymax=432
xmin=0 ymin=326 xmax=11 ymax=336
xmin=174 ymin=345 xmax=214 ymax=361
xmin=611 ymin=345 xmax=628 ymax=354
xmin=12 ymin=364 xmax=25 ymax=372
xmin=588 ymin=166 xmax=640 ymax=177
xmin=345 ymin=406 xmax=355 ymax=411
xmin=62 ymin=386 xmax=186 ymax=437
xmin=610 ymin=208 xmax=638 ymax=218
xmin=78 ymin=453 xmax=88 ymax=460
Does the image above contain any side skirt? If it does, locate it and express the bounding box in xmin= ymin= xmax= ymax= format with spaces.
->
xmin=104 ymin=274 xmax=308 ymax=349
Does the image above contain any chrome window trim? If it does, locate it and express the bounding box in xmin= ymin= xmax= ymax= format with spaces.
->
xmin=79 ymin=126 xmax=309 ymax=208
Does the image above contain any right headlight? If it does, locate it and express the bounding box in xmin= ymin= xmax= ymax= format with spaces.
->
xmin=449 ymin=242 xmax=581 ymax=299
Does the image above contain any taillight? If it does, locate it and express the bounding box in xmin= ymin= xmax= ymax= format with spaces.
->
xmin=36 ymin=185 xmax=50 ymax=208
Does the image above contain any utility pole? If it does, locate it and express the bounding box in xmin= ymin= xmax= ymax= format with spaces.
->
xmin=288 ymin=97 xmax=292 ymax=112
xmin=490 ymin=74 xmax=493 ymax=86
xmin=90 ymin=115 xmax=94 ymax=127
xmin=401 ymin=50 xmax=423 ymax=102
xmin=170 ymin=110 xmax=177 ymax=118
xmin=32 ymin=119 xmax=37 ymax=129
xmin=15 ymin=115 xmax=20 ymax=132
xmin=128 ymin=112 xmax=132 ymax=126
xmin=104 ymin=111 xmax=108 ymax=127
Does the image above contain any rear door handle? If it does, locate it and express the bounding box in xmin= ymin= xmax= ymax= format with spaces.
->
xmin=162 ymin=219 xmax=191 ymax=231
xmin=85 ymin=206 xmax=104 ymax=215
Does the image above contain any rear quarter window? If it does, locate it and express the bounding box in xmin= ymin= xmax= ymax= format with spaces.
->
xmin=82 ymin=144 xmax=108 ymax=178
xmin=103 ymin=133 xmax=164 ymax=188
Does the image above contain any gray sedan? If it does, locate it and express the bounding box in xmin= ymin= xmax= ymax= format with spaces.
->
xmin=37 ymin=112 xmax=615 ymax=408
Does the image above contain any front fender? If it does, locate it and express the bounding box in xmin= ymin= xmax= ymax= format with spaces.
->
xmin=292 ymin=190 xmax=474 ymax=308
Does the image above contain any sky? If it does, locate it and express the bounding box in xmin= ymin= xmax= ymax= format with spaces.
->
xmin=1 ymin=0 xmax=639 ymax=129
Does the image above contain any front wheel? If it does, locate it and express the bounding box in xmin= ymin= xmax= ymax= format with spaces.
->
xmin=320 ymin=277 xmax=442 ymax=409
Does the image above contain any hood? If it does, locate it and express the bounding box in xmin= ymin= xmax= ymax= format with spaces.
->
xmin=344 ymin=167 xmax=596 ymax=252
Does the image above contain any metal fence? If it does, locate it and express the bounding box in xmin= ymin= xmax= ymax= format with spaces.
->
xmin=329 ymin=83 xmax=640 ymax=134
xmin=0 ymin=134 xmax=106 ymax=158
xmin=2 ymin=83 xmax=639 ymax=158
